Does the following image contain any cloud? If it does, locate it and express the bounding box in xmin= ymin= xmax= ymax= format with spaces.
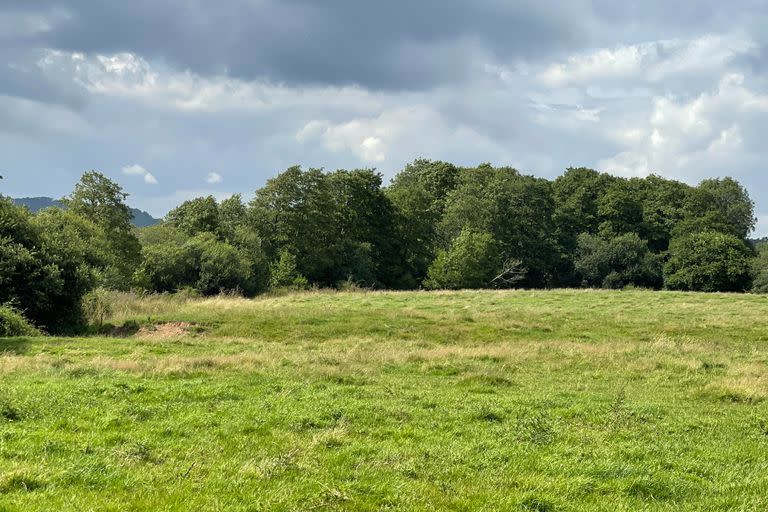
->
xmin=3 ymin=2 xmax=768 ymax=237
xmin=0 ymin=1 xmax=587 ymax=90
xmin=122 ymin=164 xmax=158 ymax=184
xmin=596 ymin=73 xmax=768 ymax=185
xmin=33 ymin=50 xmax=383 ymax=115
xmin=539 ymin=34 xmax=754 ymax=88
xmin=206 ymin=172 xmax=222 ymax=184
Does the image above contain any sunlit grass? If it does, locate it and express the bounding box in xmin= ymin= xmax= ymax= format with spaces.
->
xmin=2 ymin=289 xmax=768 ymax=510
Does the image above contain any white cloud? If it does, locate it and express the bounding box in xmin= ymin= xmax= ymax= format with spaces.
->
xmin=538 ymin=34 xmax=754 ymax=88
xmin=297 ymin=107 xmax=440 ymax=163
xmin=206 ymin=172 xmax=223 ymax=184
xmin=597 ymin=73 xmax=768 ymax=180
xmin=36 ymin=50 xmax=380 ymax=114
xmin=530 ymin=102 xmax=603 ymax=128
xmin=122 ymin=164 xmax=158 ymax=184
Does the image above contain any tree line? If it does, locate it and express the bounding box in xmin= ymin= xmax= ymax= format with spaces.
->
xmin=1 ymin=161 xmax=765 ymax=333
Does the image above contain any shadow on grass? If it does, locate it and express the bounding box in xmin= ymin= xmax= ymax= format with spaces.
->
xmin=86 ymin=320 xmax=141 ymax=338
xmin=0 ymin=337 xmax=31 ymax=355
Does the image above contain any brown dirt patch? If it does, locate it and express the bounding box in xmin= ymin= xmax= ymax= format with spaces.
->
xmin=135 ymin=322 xmax=193 ymax=340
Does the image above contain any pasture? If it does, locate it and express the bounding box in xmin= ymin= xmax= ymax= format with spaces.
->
xmin=1 ymin=289 xmax=768 ymax=510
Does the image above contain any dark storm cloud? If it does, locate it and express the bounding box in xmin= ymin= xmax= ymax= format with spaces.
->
xmin=1 ymin=0 xmax=587 ymax=90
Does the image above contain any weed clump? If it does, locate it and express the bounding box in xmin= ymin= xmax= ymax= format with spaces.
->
xmin=520 ymin=496 xmax=555 ymax=511
xmin=516 ymin=410 xmax=556 ymax=445
xmin=0 ymin=471 xmax=46 ymax=493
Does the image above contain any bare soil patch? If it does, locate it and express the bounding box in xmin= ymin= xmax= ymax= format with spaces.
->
xmin=135 ymin=322 xmax=194 ymax=340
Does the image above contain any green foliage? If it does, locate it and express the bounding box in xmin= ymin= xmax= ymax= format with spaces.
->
xmin=752 ymin=249 xmax=768 ymax=294
xmin=141 ymin=197 xmax=270 ymax=296
xmin=137 ymin=223 xmax=190 ymax=247
xmin=424 ymin=229 xmax=500 ymax=289
xmin=439 ymin=165 xmax=556 ymax=287
xmin=597 ymin=179 xmax=645 ymax=238
xmin=636 ymin=175 xmax=691 ymax=251
xmin=134 ymin=165 xmax=759 ymax=296
xmin=552 ymin=167 xmax=615 ymax=251
xmin=228 ymin=226 xmax=270 ymax=294
xmin=134 ymin=229 xmax=198 ymax=293
xmin=166 ymin=196 xmax=221 ymax=236
xmin=218 ymin=194 xmax=248 ymax=240
xmin=269 ymin=250 xmax=309 ymax=289
xmin=575 ymin=233 xmax=662 ymax=289
xmin=386 ymin=160 xmax=461 ymax=285
xmin=63 ymin=171 xmax=141 ymax=289
xmin=188 ymin=234 xmax=254 ymax=295
xmin=135 ymin=230 xmax=266 ymax=296
xmin=1 ymin=163 xmax=762 ymax=333
xmin=250 ymin=166 xmax=340 ymax=284
xmin=328 ymin=169 xmax=403 ymax=287
xmin=665 ymin=231 xmax=754 ymax=292
xmin=0 ymin=198 xmax=101 ymax=333
xmin=251 ymin=167 xmax=402 ymax=288
xmin=675 ymin=178 xmax=756 ymax=239
xmin=0 ymin=304 xmax=41 ymax=337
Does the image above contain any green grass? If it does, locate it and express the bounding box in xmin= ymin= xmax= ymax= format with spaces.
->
xmin=2 ymin=289 xmax=768 ymax=510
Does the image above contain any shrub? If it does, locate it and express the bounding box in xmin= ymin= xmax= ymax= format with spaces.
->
xmin=135 ymin=227 xmax=268 ymax=296
xmin=189 ymin=234 xmax=253 ymax=295
xmin=1 ymin=199 xmax=100 ymax=334
xmin=665 ymin=231 xmax=753 ymax=292
xmin=752 ymin=249 xmax=768 ymax=294
xmin=0 ymin=305 xmax=41 ymax=337
xmin=269 ymin=250 xmax=309 ymax=290
xmin=575 ymin=232 xmax=662 ymax=289
xmin=424 ymin=229 xmax=500 ymax=289
xmin=753 ymin=271 xmax=768 ymax=294
xmin=134 ymin=240 xmax=197 ymax=293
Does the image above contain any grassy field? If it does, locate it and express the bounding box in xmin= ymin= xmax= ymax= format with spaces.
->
xmin=2 ymin=289 xmax=768 ymax=511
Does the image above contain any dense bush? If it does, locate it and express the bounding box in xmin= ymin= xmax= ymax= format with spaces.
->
xmin=0 ymin=198 xmax=102 ymax=333
xmin=575 ymin=233 xmax=662 ymax=289
xmin=753 ymin=249 xmax=768 ymax=294
xmin=135 ymin=229 xmax=268 ymax=296
xmin=424 ymin=229 xmax=500 ymax=290
xmin=269 ymin=250 xmax=309 ymax=289
xmin=189 ymin=234 xmax=254 ymax=295
xmin=0 ymin=305 xmax=41 ymax=337
xmin=134 ymin=234 xmax=198 ymax=293
xmin=665 ymin=231 xmax=754 ymax=292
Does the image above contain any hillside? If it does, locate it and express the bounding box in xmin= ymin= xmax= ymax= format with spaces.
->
xmin=12 ymin=196 xmax=160 ymax=228
xmin=1 ymin=289 xmax=767 ymax=510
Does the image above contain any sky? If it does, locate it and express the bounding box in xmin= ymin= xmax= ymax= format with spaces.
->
xmin=2 ymin=1 xmax=768 ymax=234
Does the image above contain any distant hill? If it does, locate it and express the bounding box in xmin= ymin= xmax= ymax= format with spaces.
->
xmin=12 ymin=197 xmax=161 ymax=228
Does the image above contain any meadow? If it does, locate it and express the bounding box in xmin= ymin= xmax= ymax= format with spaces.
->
xmin=1 ymin=289 xmax=768 ymax=511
